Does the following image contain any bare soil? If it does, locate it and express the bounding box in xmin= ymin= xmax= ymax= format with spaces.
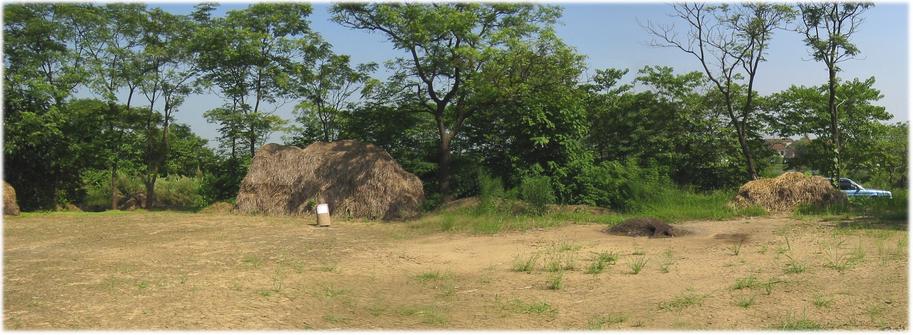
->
xmin=3 ymin=212 xmax=907 ymax=330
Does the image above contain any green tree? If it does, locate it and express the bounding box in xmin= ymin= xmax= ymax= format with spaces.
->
xmin=798 ymin=2 xmax=873 ymax=183
xmin=331 ymin=3 xmax=561 ymax=201
xmin=291 ymin=36 xmax=377 ymax=143
xmin=646 ymin=4 xmax=794 ymax=180
xmin=764 ymin=77 xmax=892 ymax=182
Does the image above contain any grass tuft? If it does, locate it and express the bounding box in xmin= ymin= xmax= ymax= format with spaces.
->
xmin=627 ymin=256 xmax=647 ymax=274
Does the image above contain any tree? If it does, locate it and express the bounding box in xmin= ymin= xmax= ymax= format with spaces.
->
xmin=331 ymin=3 xmax=561 ymax=201
xmin=798 ymin=2 xmax=873 ymax=183
xmin=291 ymin=37 xmax=377 ymax=143
xmin=646 ymin=4 xmax=794 ymax=180
xmin=84 ymin=4 xmax=147 ymax=210
xmin=3 ymin=4 xmax=99 ymax=209
xmin=764 ymin=77 xmax=892 ymax=182
xmin=196 ymin=3 xmax=311 ymax=158
xmin=136 ymin=8 xmax=200 ymax=208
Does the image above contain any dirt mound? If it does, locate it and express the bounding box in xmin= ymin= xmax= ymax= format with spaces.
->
xmin=731 ymin=172 xmax=846 ymax=212
xmin=605 ymin=217 xmax=680 ymax=238
xmin=200 ymin=201 xmax=235 ymax=214
xmin=4 ymin=181 xmax=20 ymax=216
xmin=236 ymin=140 xmax=424 ymax=220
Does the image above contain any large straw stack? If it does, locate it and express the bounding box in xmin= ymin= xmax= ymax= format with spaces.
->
xmin=731 ymin=172 xmax=846 ymax=212
xmin=236 ymin=140 xmax=424 ymax=220
xmin=4 ymin=181 xmax=20 ymax=216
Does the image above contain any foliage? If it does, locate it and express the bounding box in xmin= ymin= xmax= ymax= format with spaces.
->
xmin=476 ymin=169 xmax=506 ymax=214
xmin=154 ymin=175 xmax=206 ymax=210
xmin=518 ymin=175 xmax=556 ymax=215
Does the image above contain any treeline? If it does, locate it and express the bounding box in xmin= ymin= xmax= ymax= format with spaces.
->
xmin=3 ymin=3 xmax=907 ymax=212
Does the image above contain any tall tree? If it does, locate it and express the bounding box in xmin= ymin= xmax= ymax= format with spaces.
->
xmin=291 ymin=36 xmax=377 ymax=143
xmin=331 ymin=3 xmax=560 ymax=201
xmin=798 ymin=2 xmax=872 ymax=183
xmin=84 ymin=4 xmax=146 ymax=210
xmin=136 ymin=8 xmax=199 ymax=208
xmin=646 ymin=4 xmax=793 ymax=180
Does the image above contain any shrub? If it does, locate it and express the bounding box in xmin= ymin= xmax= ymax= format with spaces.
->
xmin=81 ymin=170 xmax=145 ymax=211
xmin=477 ymin=169 xmax=505 ymax=214
xmin=155 ymin=175 xmax=206 ymax=210
xmin=519 ymin=175 xmax=556 ymax=215
xmin=576 ymin=160 xmax=666 ymax=211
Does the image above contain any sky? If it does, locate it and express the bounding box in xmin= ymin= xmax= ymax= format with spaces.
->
xmin=138 ymin=2 xmax=909 ymax=146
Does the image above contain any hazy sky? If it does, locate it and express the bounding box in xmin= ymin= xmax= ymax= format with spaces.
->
xmin=139 ymin=3 xmax=908 ymax=146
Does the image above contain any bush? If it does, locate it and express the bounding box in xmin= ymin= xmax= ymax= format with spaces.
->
xmin=81 ymin=170 xmax=145 ymax=211
xmin=477 ymin=169 xmax=506 ymax=213
xmin=576 ymin=160 xmax=666 ymax=212
xmin=155 ymin=175 xmax=206 ymax=210
xmin=519 ymin=175 xmax=556 ymax=215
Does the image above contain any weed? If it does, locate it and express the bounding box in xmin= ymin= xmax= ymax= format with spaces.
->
xmin=257 ymin=289 xmax=272 ymax=297
xmin=558 ymin=241 xmax=581 ymax=252
xmin=546 ymin=272 xmax=564 ymax=290
xmin=757 ymin=245 xmax=769 ymax=255
xmin=396 ymin=305 xmax=448 ymax=326
xmin=866 ymin=304 xmax=884 ymax=324
xmin=136 ymin=280 xmax=149 ymax=290
xmin=506 ymin=299 xmax=557 ymax=315
xmin=783 ymin=254 xmax=806 ymax=274
xmin=849 ymin=237 xmax=866 ymax=264
xmin=813 ymin=295 xmax=833 ymax=309
xmin=760 ymin=278 xmax=781 ymax=295
xmin=627 ymin=256 xmax=647 ymax=274
xmin=416 ymin=271 xmax=446 ymax=283
xmin=587 ymin=313 xmax=627 ymax=329
xmin=823 ymin=238 xmax=852 ymax=271
xmin=323 ymin=314 xmax=348 ymax=324
xmin=733 ymin=275 xmax=758 ymax=290
xmin=776 ymin=311 xmax=821 ymax=330
xmin=631 ymin=248 xmax=646 ymax=256
xmin=585 ymin=251 xmax=617 ymax=274
xmin=729 ymin=239 xmax=744 ymax=256
xmin=320 ymin=285 xmax=348 ymax=298
xmin=659 ymin=290 xmax=705 ymax=311
xmin=736 ymin=295 xmax=756 ymax=308
xmin=241 ymin=254 xmax=263 ymax=268
xmin=512 ymin=254 xmax=538 ymax=273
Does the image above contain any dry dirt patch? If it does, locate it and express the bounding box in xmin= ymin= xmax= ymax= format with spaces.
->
xmin=3 ymin=212 xmax=907 ymax=329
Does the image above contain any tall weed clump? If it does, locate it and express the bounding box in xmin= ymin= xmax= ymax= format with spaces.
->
xmin=477 ymin=169 xmax=506 ymax=214
xmin=576 ymin=160 xmax=666 ymax=212
xmin=155 ymin=175 xmax=206 ymax=210
xmin=519 ymin=175 xmax=556 ymax=215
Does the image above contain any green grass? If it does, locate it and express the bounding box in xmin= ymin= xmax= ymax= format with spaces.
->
xmin=413 ymin=188 xmax=770 ymax=234
xmin=659 ymin=290 xmax=705 ymax=311
xmin=783 ymin=254 xmax=806 ymax=274
xmin=585 ymin=251 xmax=618 ymax=274
xmin=512 ymin=254 xmax=538 ymax=273
xmin=627 ymin=256 xmax=647 ymax=274
xmin=735 ymin=295 xmax=756 ymax=308
xmin=415 ymin=271 xmax=447 ymax=283
xmin=396 ymin=305 xmax=448 ymax=326
xmin=795 ymin=189 xmax=908 ymax=223
xmin=776 ymin=312 xmax=822 ymax=330
xmin=733 ymin=275 xmax=759 ymax=290
xmin=587 ymin=314 xmax=627 ymax=329
xmin=813 ymin=295 xmax=833 ymax=309
xmin=545 ymin=272 xmax=564 ymax=290
xmin=505 ymin=299 xmax=557 ymax=316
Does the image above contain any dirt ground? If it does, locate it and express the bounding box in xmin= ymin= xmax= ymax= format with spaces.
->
xmin=3 ymin=211 xmax=908 ymax=330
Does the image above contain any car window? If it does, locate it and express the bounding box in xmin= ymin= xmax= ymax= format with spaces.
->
xmin=838 ymin=180 xmax=855 ymax=191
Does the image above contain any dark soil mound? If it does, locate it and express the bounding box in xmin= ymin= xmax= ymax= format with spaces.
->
xmin=605 ymin=217 xmax=680 ymax=238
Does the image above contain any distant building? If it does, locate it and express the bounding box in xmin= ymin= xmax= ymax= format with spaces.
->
xmin=765 ymin=138 xmax=796 ymax=159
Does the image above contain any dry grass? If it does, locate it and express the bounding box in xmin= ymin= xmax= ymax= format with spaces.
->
xmin=731 ymin=172 xmax=846 ymax=212
xmin=4 ymin=180 xmax=20 ymax=216
xmin=235 ymin=140 xmax=424 ymax=220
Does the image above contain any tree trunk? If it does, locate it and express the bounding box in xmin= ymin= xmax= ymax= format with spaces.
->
xmin=827 ymin=66 xmax=840 ymax=183
xmin=734 ymin=123 xmax=759 ymax=180
xmin=438 ymin=135 xmax=453 ymax=203
xmin=144 ymin=176 xmax=156 ymax=209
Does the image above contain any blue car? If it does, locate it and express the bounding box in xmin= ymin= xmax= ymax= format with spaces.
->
xmin=835 ymin=178 xmax=893 ymax=198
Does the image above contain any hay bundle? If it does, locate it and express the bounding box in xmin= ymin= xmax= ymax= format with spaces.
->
xmin=731 ymin=172 xmax=846 ymax=212
xmin=4 ymin=181 xmax=20 ymax=216
xmin=236 ymin=140 xmax=424 ymax=220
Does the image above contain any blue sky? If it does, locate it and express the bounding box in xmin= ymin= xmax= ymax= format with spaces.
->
xmin=148 ymin=3 xmax=908 ymax=145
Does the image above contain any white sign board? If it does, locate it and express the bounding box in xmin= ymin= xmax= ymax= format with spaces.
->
xmin=316 ymin=203 xmax=330 ymax=214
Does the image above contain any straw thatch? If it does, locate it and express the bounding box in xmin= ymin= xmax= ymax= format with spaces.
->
xmin=236 ymin=140 xmax=424 ymax=220
xmin=200 ymin=201 xmax=236 ymax=214
xmin=731 ymin=172 xmax=846 ymax=212
xmin=4 ymin=181 xmax=20 ymax=216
